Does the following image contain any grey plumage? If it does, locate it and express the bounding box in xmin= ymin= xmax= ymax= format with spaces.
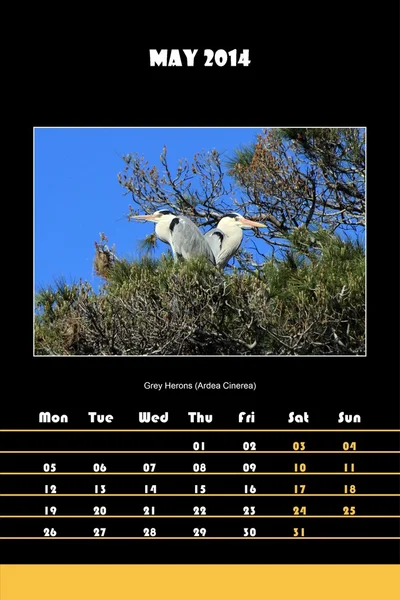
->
xmin=169 ymin=215 xmax=216 ymax=264
xmin=205 ymin=227 xmax=241 ymax=269
xmin=132 ymin=210 xmax=216 ymax=266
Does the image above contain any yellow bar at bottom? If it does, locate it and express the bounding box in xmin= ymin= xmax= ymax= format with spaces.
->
xmin=1 ymin=565 xmax=399 ymax=600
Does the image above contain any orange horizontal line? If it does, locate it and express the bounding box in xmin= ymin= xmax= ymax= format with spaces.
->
xmin=0 ymin=536 xmax=400 ymax=540
xmin=2 ymin=515 xmax=399 ymax=519
xmin=1 ymin=430 xmax=399 ymax=433
xmin=0 ymin=451 xmax=398 ymax=454
xmin=1 ymin=494 xmax=399 ymax=497
xmin=1 ymin=472 xmax=398 ymax=475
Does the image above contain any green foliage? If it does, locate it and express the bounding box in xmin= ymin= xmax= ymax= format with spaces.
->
xmin=260 ymin=229 xmax=365 ymax=354
xmin=136 ymin=232 xmax=158 ymax=256
xmin=35 ymin=231 xmax=365 ymax=356
xmin=225 ymin=143 xmax=256 ymax=173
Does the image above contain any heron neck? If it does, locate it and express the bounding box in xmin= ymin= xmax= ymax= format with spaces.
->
xmin=219 ymin=223 xmax=243 ymax=245
xmin=155 ymin=221 xmax=171 ymax=244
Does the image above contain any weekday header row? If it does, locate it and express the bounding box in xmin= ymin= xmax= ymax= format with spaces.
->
xmin=36 ymin=411 xmax=362 ymax=425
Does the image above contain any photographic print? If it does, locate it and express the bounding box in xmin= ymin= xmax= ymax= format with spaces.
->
xmin=34 ymin=127 xmax=366 ymax=356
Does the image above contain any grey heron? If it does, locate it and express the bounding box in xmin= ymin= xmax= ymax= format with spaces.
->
xmin=205 ymin=213 xmax=267 ymax=269
xmin=131 ymin=210 xmax=216 ymax=265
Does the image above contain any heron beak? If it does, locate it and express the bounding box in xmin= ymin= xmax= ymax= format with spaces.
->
xmin=239 ymin=217 xmax=267 ymax=228
xmin=131 ymin=214 xmax=158 ymax=222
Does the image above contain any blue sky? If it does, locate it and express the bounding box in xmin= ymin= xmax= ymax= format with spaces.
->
xmin=35 ymin=127 xmax=262 ymax=291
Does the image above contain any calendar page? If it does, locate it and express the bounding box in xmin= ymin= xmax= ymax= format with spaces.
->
xmin=8 ymin=39 xmax=399 ymax=600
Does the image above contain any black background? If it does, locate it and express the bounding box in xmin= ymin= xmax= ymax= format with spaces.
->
xmin=23 ymin=17 xmax=400 ymax=564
